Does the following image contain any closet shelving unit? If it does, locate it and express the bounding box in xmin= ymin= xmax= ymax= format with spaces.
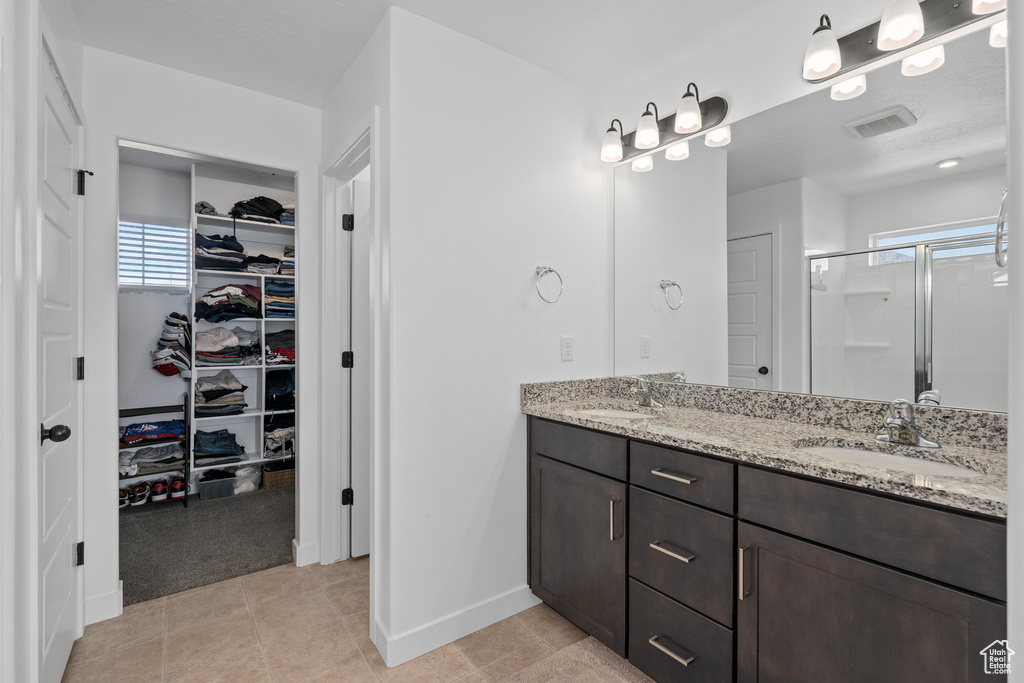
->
xmin=188 ymin=162 xmax=297 ymax=486
xmin=118 ymin=396 xmax=191 ymax=508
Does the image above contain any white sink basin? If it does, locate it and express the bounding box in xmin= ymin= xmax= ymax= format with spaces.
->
xmin=799 ymin=446 xmax=981 ymax=479
xmin=578 ymin=409 xmax=655 ymax=420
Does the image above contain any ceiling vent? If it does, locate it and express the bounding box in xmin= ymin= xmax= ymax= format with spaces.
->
xmin=845 ymin=106 xmax=918 ymax=139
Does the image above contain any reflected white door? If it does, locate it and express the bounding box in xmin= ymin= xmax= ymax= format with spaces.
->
xmin=38 ymin=55 xmax=82 ymax=682
xmin=350 ymin=167 xmax=371 ymax=558
xmin=727 ymin=235 xmax=772 ymax=389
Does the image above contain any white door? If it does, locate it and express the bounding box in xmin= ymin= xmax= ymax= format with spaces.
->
xmin=727 ymin=235 xmax=773 ymax=390
xmin=349 ymin=166 xmax=371 ymax=558
xmin=38 ymin=55 xmax=83 ymax=682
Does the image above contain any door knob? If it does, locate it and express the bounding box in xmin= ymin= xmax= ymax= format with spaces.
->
xmin=758 ymin=366 xmax=769 ymax=375
xmin=40 ymin=423 xmax=71 ymax=444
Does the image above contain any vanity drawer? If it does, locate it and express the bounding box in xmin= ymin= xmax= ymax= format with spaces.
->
xmin=630 ymin=442 xmax=735 ymax=513
xmin=738 ymin=467 xmax=1007 ymax=601
xmin=629 ymin=487 xmax=734 ymax=626
xmin=629 ymin=579 xmax=733 ymax=683
xmin=530 ymin=418 xmax=628 ymax=480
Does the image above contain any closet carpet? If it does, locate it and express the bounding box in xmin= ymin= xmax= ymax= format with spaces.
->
xmin=119 ymin=486 xmax=295 ymax=605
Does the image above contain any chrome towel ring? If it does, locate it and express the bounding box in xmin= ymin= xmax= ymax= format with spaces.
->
xmin=535 ymin=266 xmax=563 ymax=303
xmin=660 ymin=280 xmax=683 ymax=310
xmin=995 ymin=188 xmax=1008 ymax=268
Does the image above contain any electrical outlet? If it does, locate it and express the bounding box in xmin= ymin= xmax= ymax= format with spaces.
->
xmin=561 ymin=335 xmax=574 ymax=362
xmin=640 ymin=335 xmax=651 ymax=359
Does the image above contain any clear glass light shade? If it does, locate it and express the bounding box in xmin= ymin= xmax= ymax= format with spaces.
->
xmin=831 ymin=74 xmax=867 ymax=100
xmin=990 ymin=20 xmax=1007 ymax=48
xmin=674 ymin=96 xmax=702 ymax=134
xmin=878 ymin=0 xmax=925 ymax=51
xmin=635 ymin=113 xmax=660 ymax=150
xmin=632 ymin=155 xmax=654 ymax=173
xmin=705 ymin=125 xmax=731 ymax=148
xmin=803 ymin=27 xmax=842 ymax=79
xmin=973 ymin=0 xmax=1006 ymax=15
xmin=601 ymin=129 xmax=623 ymax=162
xmin=901 ymin=44 xmax=945 ymax=76
xmin=665 ymin=141 xmax=690 ymax=161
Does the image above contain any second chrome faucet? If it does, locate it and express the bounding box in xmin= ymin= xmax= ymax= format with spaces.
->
xmin=876 ymin=399 xmax=939 ymax=448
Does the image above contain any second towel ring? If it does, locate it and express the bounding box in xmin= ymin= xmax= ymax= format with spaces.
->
xmin=660 ymin=280 xmax=683 ymax=311
xmin=536 ymin=266 xmax=563 ymax=303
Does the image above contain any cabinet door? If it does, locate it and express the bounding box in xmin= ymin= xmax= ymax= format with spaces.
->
xmin=530 ymin=454 xmax=627 ymax=656
xmin=737 ymin=523 xmax=1006 ymax=683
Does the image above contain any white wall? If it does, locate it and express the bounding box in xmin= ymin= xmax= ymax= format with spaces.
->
xmin=614 ymin=145 xmax=728 ymax=382
xmin=81 ymin=47 xmax=323 ymax=624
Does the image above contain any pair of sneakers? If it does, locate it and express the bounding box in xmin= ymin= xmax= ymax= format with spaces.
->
xmin=118 ymin=476 xmax=187 ymax=507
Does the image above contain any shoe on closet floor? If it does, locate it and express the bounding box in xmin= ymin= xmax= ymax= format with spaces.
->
xmin=118 ymin=488 xmax=129 ymax=508
xmin=169 ymin=476 xmax=187 ymax=500
xmin=151 ymin=480 xmax=169 ymax=503
xmin=128 ymin=482 xmax=151 ymax=506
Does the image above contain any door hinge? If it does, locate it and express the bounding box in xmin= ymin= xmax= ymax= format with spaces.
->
xmin=75 ymin=541 xmax=85 ymax=566
xmin=76 ymin=356 xmax=85 ymax=380
xmin=342 ymin=488 xmax=354 ymax=505
xmin=76 ymin=170 xmax=93 ymax=196
xmin=342 ymin=213 xmax=354 ymax=231
xmin=342 ymin=351 xmax=354 ymax=368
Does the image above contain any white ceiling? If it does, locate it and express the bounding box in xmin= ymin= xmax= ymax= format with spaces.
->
xmin=69 ymin=0 xmax=778 ymax=107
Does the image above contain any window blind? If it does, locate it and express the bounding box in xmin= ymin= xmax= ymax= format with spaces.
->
xmin=118 ymin=221 xmax=190 ymax=289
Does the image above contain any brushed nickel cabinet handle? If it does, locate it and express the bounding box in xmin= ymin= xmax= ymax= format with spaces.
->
xmin=649 ymin=635 xmax=695 ymax=666
xmin=651 ymin=468 xmax=697 ymax=485
xmin=649 ymin=540 xmax=696 ymax=563
xmin=738 ymin=545 xmax=751 ymax=601
xmin=609 ymin=499 xmax=617 ymax=541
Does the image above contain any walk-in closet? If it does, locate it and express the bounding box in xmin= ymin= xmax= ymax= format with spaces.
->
xmin=116 ymin=144 xmax=298 ymax=603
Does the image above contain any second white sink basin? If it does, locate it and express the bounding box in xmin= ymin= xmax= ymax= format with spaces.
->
xmin=799 ymin=446 xmax=981 ymax=479
xmin=579 ymin=409 xmax=655 ymax=420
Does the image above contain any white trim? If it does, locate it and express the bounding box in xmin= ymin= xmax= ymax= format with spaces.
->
xmin=292 ymin=538 xmax=318 ymax=567
xmin=377 ymin=586 xmax=540 ymax=667
xmin=84 ymin=582 xmax=123 ymax=625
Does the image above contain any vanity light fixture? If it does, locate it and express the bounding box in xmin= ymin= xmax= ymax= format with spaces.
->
xmin=665 ymin=141 xmax=690 ymax=161
xmin=674 ymin=83 xmax=703 ymax=134
xmin=705 ymin=125 xmax=731 ymax=148
xmin=831 ymin=74 xmax=867 ymax=101
xmin=973 ymin=0 xmax=1005 ymax=15
xmin=901 ymin=44 xmax=945 ymax=76
xmin=635 ymin=103 xmax=661 ymax=150
xmin=878 ymin=0 xmax=925 ymax=51
xmin=601 ymin=119 xmax=625 ymax=162
xmin=632 ymin=155 xmax=654 ymax=173
xmin=936 ymin=158 xmax=961 ymax=169
xmin=990 ymin=20 xmax=1007 ymax=48
xmin=803 ymin=15 xmax=842 ymax=80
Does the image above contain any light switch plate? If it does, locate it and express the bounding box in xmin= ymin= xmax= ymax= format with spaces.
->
xmin=561 ymin=335 xmax=573 ymax=362
xmin=640 ymin=335 xmax=650 ymax=359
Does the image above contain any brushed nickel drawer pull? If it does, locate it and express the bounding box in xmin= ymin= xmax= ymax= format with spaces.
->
xmin=649 ymin=540 xmax=696 ymax=563
xmin=651 ymin=468 xmax=697 ymax=485
xmin=738 ymin=545 xmax=750 ymax=601
xmin=609 ymin=499 xmax=617 ymax=541
xmin=649 ymin=635 xmax=695 ymax=666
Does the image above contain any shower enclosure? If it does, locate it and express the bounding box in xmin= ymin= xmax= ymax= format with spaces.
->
xmin=809 ymin=231 xmax=1007 ymax=412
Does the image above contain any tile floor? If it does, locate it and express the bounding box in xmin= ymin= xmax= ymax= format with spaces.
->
xmin=61 ymin=557 xmax=613 ymax=682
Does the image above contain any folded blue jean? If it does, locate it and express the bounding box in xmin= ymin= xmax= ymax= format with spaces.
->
xmin=194 ymin=429 xmax=245 ymax=455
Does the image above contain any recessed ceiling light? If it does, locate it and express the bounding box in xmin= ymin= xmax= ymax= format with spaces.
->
xmin=936 ymin=158 xmax=961 ymax=169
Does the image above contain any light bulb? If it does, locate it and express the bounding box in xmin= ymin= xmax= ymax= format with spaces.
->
xmin=878 ymin=0 xmax=925 ymax=51
xmin=803 ymin=15 xmax=842 ymax=80
xmin=936 ymin=158 xmax=961 ymax=169
xmin=635 ymin=104 xmax=660 ymax=150
xmin=973 ymin=0 xmax=1005 ymax=14
xmin=665 ymin=141 xmax=690 ymax=161
xmin=831 ymin=74 xmax=867 ymax=100
xmin=674 ymin=83 xmax=702 ymax=134
xmin=601 ymin=126 xmax=623 ymax=163
xmin=705 ymin=125 xmax=731 ymax=148
xmin=901 ymin=44 xmax=945 ymax=77
xmin=632 ymin=156 xmax=654 ymax=173
xmin=990 ymin=20 xmax=1007 ymax=48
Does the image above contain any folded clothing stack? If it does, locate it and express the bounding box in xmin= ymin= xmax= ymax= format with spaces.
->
xmin=280 ymin=246 xmax=295 ymax=276
xmin=194 ymin=429 xmax=246 ymax=467
xmin=195 ymin=370 xmax=248 ymax=416
xmin=195 ymin=200 xmax=223 ymax=216
xmin=281 ymin=203 xmax=295 ymax=226
xmin=151 ymin=312 xmax=192 ymax=376
xmin=264 ymin=413 xmax=295 ymax=459
xmin=196 ymin=284 xmax=262 ymax=322
xmin=121 ymin=420 xmax=186 ymax=446
xmin=230 ymin=196 xmax=285 ymax=224
xmin=118 ymin=442 xmax=185 ymax=478
xmin=265 ymin=329 xmax=296 ymax=365
xmin=266 ymin=368 xmax=295 ymax=411
xmin=195 ymin=326 xmax=261 ymax=366
xmin=264 ymin=280 xmax=294 ymax=319
xmin=196 ymin=233 xmax=247 ymax=271
xmin=245 ymin=253 xmax=281 ymax=274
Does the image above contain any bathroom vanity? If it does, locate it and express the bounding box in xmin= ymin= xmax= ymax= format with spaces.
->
xmin=523 ymin=380 xmax=1007 ymax=683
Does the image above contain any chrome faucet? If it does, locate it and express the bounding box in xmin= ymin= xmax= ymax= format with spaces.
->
xmin=672 ymin=371 xmax=687 ymax=383
xmin=627 ymin=376 xmax=663 ymax=409
xmin=876 ymin=399 xmax=939 ymax=448
xmin=917 ymin=390 xmax=941 ymax=406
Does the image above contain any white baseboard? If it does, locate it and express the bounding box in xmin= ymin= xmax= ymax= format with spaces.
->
xmin=84 ymin=581 xmax=123 ymax=626
xmin=292 ymin=538 xmax=319 ymax=567
xmin=376 ymin=585 xmax=541 ymax=667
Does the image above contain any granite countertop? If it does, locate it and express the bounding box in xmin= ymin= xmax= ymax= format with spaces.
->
xmin=522 ymin=397 xmax=1007 ymax=519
